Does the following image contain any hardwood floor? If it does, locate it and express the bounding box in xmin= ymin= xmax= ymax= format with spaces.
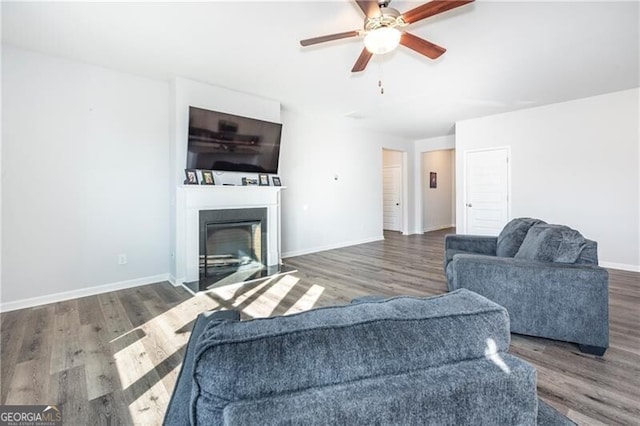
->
xmin=1 ymin=229 xmax=639 ymax=425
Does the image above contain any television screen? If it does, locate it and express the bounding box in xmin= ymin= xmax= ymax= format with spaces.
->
xmin=187 ymin=106 xmax=282 ymax=173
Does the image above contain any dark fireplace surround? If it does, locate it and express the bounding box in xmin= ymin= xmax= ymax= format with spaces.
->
xmin=196 ymin=208 xmax=268 ymax=289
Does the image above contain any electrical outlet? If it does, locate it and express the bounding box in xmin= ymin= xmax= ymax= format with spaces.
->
xmin=118 ymin=254 xmax=127 ymax=265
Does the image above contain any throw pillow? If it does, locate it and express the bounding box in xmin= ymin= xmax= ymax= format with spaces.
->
xmin=496 ymin=218 xmax=547 ymax=257
xmin=514 ymin=224 xmax=586 ymax=263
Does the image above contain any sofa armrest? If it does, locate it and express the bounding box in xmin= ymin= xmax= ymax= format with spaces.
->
xmin=450 ymin=254 xmax=609 ymax=289
xmin=449 ymin=254 xmax=609 ymax=347
xmin=444 ymin=235 xmax=498 ymax=273
xmin=164 ymin=310 xmax=240 ymax=426
xmin=444 ymin=234 xmax=497 ymax=256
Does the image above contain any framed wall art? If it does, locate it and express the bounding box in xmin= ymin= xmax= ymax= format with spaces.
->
xmin=429 ymin=172 xmax=437 ymax=189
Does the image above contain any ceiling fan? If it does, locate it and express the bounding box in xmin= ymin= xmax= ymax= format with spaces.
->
xmin=300 ymin=0 xmax=474 ymax=73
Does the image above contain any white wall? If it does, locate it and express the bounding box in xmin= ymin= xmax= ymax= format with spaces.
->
xmin=1 ymin=51 xmax=418 ymax=307
xmin=279 ymin=109 xmax=414 ymax=257
xmin=1 ymin=46 xmax=171 ymax=307
xmin=422 ymin=150 xmax=455 ymax=231
xmin=415 ymin=135 xmax=456 ymax=153
xmin=0 ymin=42 xmax=3 ymax=297
xmin=456 ymin=88 xmax=640 ymax=270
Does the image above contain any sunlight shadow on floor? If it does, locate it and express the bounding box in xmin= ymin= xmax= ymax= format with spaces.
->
xmin=284 ymin=284 xmax=325 ymax=315
xmin=108 ymin=276 xmax=325 ymax=420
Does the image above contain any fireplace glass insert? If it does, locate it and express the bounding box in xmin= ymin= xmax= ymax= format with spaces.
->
xmin=201 ymin=220 xmax=263 ymax=276
xmin=197 ymin=208 xmax=268 ymax=290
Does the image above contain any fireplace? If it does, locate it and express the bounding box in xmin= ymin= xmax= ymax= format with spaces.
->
xmin=195 ymin=207 xmax=268 ymax=290
xmin=175 ymin=185 xmax=289 ymax=294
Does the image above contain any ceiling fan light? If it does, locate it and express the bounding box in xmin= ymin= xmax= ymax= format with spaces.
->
xmin=364 ymin=27 xmax=401 ymax=55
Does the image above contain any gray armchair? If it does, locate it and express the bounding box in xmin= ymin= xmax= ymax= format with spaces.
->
xmin=444 ymin=218 xmax=609 ymax=356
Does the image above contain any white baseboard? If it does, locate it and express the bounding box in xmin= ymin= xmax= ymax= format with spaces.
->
xmin=282 ymin=235 xmax=384 ymax=259
xmin=167 ymin=275 xmax=197 ymax=296
xmin=423 ymin=224 xmax=456 ymax=232
xmin=168 ymin=274 xmax=181 ymax=286
xmin=599 ymin=262 xmax=640 ymax=273
xmin=0 ymin=273 xmax=172 ymax=313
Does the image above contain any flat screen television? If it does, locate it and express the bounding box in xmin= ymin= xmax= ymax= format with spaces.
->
xmin=186 ymin=106 xmax=282 ymax=174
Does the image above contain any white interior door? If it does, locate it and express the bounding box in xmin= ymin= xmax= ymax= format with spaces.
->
xmin=383 ymin=166 xmax=402 ymax=231
xmin=464 ymin=148 xmax=510 ymax=235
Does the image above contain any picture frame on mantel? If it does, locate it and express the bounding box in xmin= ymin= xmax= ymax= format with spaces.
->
xmin=242 ymin=177 xmax=258 ymax=186
xmin=272 ymin=176 xmax=282 ymax=186
xmin=201 ymin=170 xmax=215 ymax=185
xmin=185 ymin=169 xmax=199 ymax=185
xmin=258 ymin=174 xmax=270 ymax=186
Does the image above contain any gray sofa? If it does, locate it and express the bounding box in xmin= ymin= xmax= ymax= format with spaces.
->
xmin=164 ymin=289 xmax=574 ymax=425
xmin=445 ymin=218 xmax=609 ymax=355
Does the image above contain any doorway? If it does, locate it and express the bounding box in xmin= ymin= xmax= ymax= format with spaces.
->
xmin=463 ymin=147 xmax=510 ymax=235
xmin=422 ymin=149 xmax=455 ymax=232
xmin=382 ymin=149 xmax=404 ymax=232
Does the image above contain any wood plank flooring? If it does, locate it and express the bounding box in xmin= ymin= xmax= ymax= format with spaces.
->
xmin=1 ymin=229 xmax=639 ymax=425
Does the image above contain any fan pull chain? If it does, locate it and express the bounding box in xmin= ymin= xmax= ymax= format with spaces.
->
xmin=378 ymin=61 xmax=385 ymax=95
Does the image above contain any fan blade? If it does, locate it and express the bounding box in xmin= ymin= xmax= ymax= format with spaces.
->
xmin=355 ymin=0 xmax=381 ymax=18
xmin=402 ymin=0 xmax=474 ymax=24
xmin=400 ymin=32 xmax=446 ymax=59
xmin=351 ymin=48 xmax=373 ymax=72
xmin=300 ymin=31 xmax=360 ymax=46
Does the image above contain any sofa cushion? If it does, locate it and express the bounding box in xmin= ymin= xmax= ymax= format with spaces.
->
xmin=221 ymin=356 xmax=537 ymax=426
xmin=496 ymin=218 xmax=547 ymax=257
xmin=190 ymin=289 xmax=511 ymax=425
xmin=515 ymin=224 xmax=587 ymax=263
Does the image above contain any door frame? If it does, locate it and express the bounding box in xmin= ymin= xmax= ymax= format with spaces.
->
xmin=382 ymin=149 xmax=408 ymax=235
xmin=420 ymin=149 xmax=456 ymax=233
xmin=461 ymin=146 xmax=511 ymax=234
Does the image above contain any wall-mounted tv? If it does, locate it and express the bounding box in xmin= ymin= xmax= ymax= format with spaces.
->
xmin=187 ymin=106 xmax=282 ymax=174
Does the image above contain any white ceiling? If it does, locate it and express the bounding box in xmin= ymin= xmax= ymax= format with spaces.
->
xmin=2 ymin=1 xmax=638 ymax=140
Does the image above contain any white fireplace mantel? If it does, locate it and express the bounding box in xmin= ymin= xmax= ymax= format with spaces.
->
xmin=174 ymin=186 xmax=285 ymax=285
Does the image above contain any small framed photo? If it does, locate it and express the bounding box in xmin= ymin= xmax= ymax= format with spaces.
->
xmin=185 ymin=169 xmax=199 ymax=185
xmin=258 ymin=174 xmax=270 ymax=186
xmin=429 ymin=172 xmax=437 ymax=189
xmin=201 ymin=170 xmax=215 ymax=185
xmin=272 ymin=176 xmax=282 ymax=186
xmin=242 ymin=177 xmax=258 ymax=186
